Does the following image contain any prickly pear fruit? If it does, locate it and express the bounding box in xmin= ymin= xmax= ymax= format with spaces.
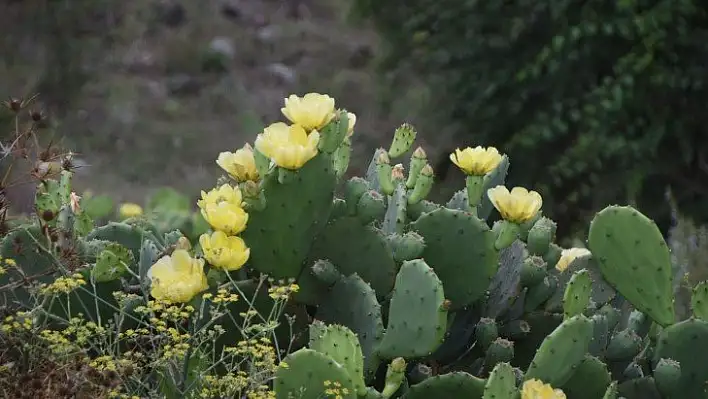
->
xmin=377 ymin=259 xmax=448 ymax=359
xmin=563 ymin=269 xmax=592 ymax=319
xmin=521 ymin=256 xmax=547 ymax=287
xmin=606 ymin=329 xmax=643 ymax=361
xmin=344 ymin=177 xmax=370 ymax=215
xmin=527 ymin=217 xmax=557 ymax=256
xmin=475 ymin=318 xmax=499 ymax=351
xmin=356 ymin=190 xmax=386 ymax=225
xmin=308 ymin=322 xmax=366 ymax=395
xmin=388 ymin=123 xmax=417 ymax=158
xmin=653 ymin=318 xmax=708 ymax=397
xmin=406 ymin=147 xmax=427 ymax=189
xmin=525 ymin=314 xmax=594 ymax=387
xmin=408 ymin=164 xmax=433 ymax=205
xmin=274 ymin=349 xmax=355 ymax=399
xmin=485 ymin=337 xmax=515 ymax=365
xmin=311 ymin=259 xmax=343 ymax=286
xmin=387 ymin=231 xmax=425 ymax=263
xmin=404 ymin=372 xmax=486 ymax=399
xmin=543 ymin=243 xmax=563 ymax=269
xmin=381 ymin=358 xmax=406 ymax=398
xmin=653 ymin=358 xmax=681 ymax=397
xmin=691 ymin=281 xmax=708 ymax=321
xmin=483 ymin=362 xmax=516 ymax=399
xmin=376 ymin=151 xmax=395 ymax=195
xmin=588 ymin=205 xmax=675 ymax=326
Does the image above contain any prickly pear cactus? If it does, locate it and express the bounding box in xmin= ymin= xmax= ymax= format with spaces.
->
xmin=274 ymin=349 xmax=356 ymax=399
xmin=403 ymin=372 xmax=486 ymax=399
xmin=309 ymin=322 xmax=367 ymax=395
xmin=652 ymin=318 xmax=708 ymax=397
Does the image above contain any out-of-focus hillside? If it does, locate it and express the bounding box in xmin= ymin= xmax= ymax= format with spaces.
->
xmin=1 ymin=0 xmax=447 ymax=206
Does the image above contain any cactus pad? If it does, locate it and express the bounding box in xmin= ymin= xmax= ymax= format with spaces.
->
xmin=411 ymin=208 xmax=498 ymax=310
xmin=652 ymin=318 xmax=708 ymax=397
xmin=561 ymin=354 xmax=611 ymax=399
xmin=377 ymin=259 xmax=448 ymax=359
xmin=562 ymin=269 xmax=592 ymax=319
xmin=483 ymin=362 xmax=516 ymax=399
xmin=545 ymin=256 xmax=615 ymax=312
xmin=309 ymin=322 xmax=366 ymax=395
xmin=588 ymin=205 xmax=675 ymax=326
xmin=403 ymin=372 xmax=486 ymax=399
xmin=87 ymin=222 xmax=147 ymax=261
xmin=691 ymin=281 xmax=708 ymax=321
xmin=0 ymin=226 xmax=55 ymax=307
xmin=484 ymin=239 xmax=524 ymax=318
xmin=274 ymin=349 xmax=356 ymax=399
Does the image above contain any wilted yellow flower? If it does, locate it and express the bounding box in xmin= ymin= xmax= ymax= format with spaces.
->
xmin=555 ymin=247 xmax=592 ymax=272
xmin=119 ymin=203 xmax=143 ymax=219
xmin=347 ymin=112 xmax=356 ymax=136
xmin=197 ymin=185 xmax=249 ymax=235
xmin=449 ymin=146 xmax=502 ymax=176
xmin=216 ymin=143 xmax=259 ymax=182
xmin=255 ymin=122 xmax=320 ymax=170
xmin=281 ymin=93 xmax=336 ymax=131
xmin=487 ymin=186 xmax=543 ymax=224
xmin=199 ymin=231 xmax=250 ymax=271
xmin=69 ymin=192 xmax=82 ymax=214
xmin=147 ymin=249 xmax=208 ymax=303
xmin=521 ymin=379 xmax=566 ymax=399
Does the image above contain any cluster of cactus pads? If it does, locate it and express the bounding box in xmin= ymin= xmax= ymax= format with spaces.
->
xmin=3 ymin=95 xmax=708 ymax=399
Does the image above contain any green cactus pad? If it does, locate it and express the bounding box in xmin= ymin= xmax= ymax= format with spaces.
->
xmin=274 ymin=349 xmax=356 ymax=399
xmin=652 ymin=318 xmax=708 ymax=397
xmin=377 ymin=259 xmax=448 ymax=359
xmin=92 ymin=243 xmax=134 ymax=282
xmin=316 ymin=274 xmax=384 ymax=379
xmin=627 ymin=309 xmax=652 ymax=337
xmin=0 ymin=226 xmax=55 ymax=307
xmin=484 ymin=240 xmax=524 ymax=318
xmin=526 ymin=217 xmax=557 ymax=256
xmin=524 ymin=275 xmax=557 ymax=312
xmin=388 ymin=123 xmax=417 ymax=158
xmin=382 ymin=183 xmax=407 ymax=235
xmin=356 ymin=190 xmax=386 ymax=225
xmin=446 ymin=189 xmax=471 ymax=212
xmin=365 ymin=148 xmax=387 ymax=192
xmin=588 ymin=205 xmax=675 ymax=326
xmin=344 ymin=177 xmax=370 ymax=216
xmin=485 ymin=337 xmax=515 ymax=365
xmin=476 ymin=155 xmax=509 ymax=220
xmin=309 ymin=323 xmax=366 ymax=395
xmin=483 ymin=362 xmax=516 ymax=399
xmin=588 ymin=314 xmax=610 ymax=358
xmin=511 ymin=311 xmax=563 ymax=369
xmin=520 ymin=256 xmax=547 ymax=287
xmin=406 ymin=200 xmax=440 ymax=221
xmin=411 ymin=208 xmax=498 ymax=310
xmin=475 ymin=318 xmax=499 ymax=350
xmin=562 ymin=269 xmax=592 ymax=319
xmin=543 ymin=243 xmax=563 ymax=269
xmin=617 ymin=377 xmax=661 ymax=399
xmin=403 ymin=372 xmax=486 ymax=399
xmin=561 ymin=354 xmax=612 ymax=399
xmin=545 ymin=256 xmax=615 ymax=312
xmin=242 ymin=153 xmax=336 ymax=279
xmin=653 ymin=358 xmax=681 ymax=397
xmin=500 ymin=320 xmax=531 ymax=341
xmin=310 ymin=217 xmax=396 ymax=297
xmin=606 ymin=329 xmax=643 ymax=361
xmin=525 ymin=314 xmax=593 ymax=387
xmin=387 ymin=231 xmax=425 ymax=263
xmin=87 ymin=222 xmax=147 ymax=261
xmin=691 ymin=281 xmax=708 ymax=321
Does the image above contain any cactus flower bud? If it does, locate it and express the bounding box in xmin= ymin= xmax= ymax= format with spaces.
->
xmin=377 ymin=151 xmax=395 ymax=195
xmin=405 ymin=146 xmax=427 ymax=189
xmin=382 ymin=357 xmax=407 ymax=397
xmin=391 ymin=163 xmax=405 ymax=181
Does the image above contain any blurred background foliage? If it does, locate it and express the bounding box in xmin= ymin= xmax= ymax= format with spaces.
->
xmin=1 ymin=0 xmax=708 ymax=246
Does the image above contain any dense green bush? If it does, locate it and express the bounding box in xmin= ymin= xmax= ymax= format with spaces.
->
xmin=350 ymin=0 xmax=708 ymax=239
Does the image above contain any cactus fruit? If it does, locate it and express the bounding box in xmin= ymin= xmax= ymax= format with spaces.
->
xmin=543 ymin=243 xmax=563 ymax=270
xmin=316 ymin=274 xmax=384 ymax=379
xmin=483 ymin=362 xmax=516 ymax=399
xmin=562 ymin=269 xmax=592 ymax=319
xmin=561 ymin=354 xmax=612 ymax=399
xmin=344 ymin=177 xmax=370 ymax=215
xmin=388 ymin=123 xmax=417 ymax=158
xmin=411 ymin=208 xmax=499 ymax=310
xmin=274 ymin=349 xmax=356 ymax=399
xmin=407 ymin=164 xmax=434 ymax=205
xmin=242 ymin=153 xmax=337 ymax=279
xmin=525 ymin=314 xmax=594 ymax=387
xmin=484 ymin=239 xmax=524 ymax=318
xmin=652 ymin=318 xmax=708 ymax=397
xmin=308 ymin=322 xmax=366 ymax=395
xmin=404 ymin=372 xmax=486 ymax=399
xmin=357 ymin=190 xmax=386 ymax=225
xmin=310 ymin=217 xmax=396 ymax=297
xmin=690 ymin=281 xmax=708 ymax=321
xmin=588 ymin=205 xmax=675 ymax=326
xmin=381 ymin=358 xmax=406 ymax=398
xmin=485 ymin=337 xmax=515 ymax=365
xmin=387 ymin=232 xmax=425 ymax=263
xmin=606 ymin=329 xmax=643 ymax=362
xmin=377 ymin=259 xmax=448 ymax=359
xmin=475 ymin=318 xmax=499 ymax=350
xmin=520 ymin=255 xmax=547 ymax=287
xmin=527 ymin=217 xmax=557 ymax=256
xmin=310 ymin=259 xmax=343 ymax=287
xmin=653 ymin=358 xmax=681 ymax=397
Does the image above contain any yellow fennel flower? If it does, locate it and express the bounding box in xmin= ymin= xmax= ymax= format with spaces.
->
xmin=487 ymin=186 xmax=543 ymax=224
xmin=347 ymin=112 xmax=357 ymax=137
xmin=147 ymin=249 xmax=208 ymax=303
xmin=449 ymin=146 xmax=502 ymax=176
xmin=521 ymin=379 xmax=566 ymax=399
xmin=216 ymin=143 xmax=259 ymax=182
xmin=119 ymin=203 xmax=143 ymax=219
xmin=197 ymin=185 xmax=249 ymax=235
xmin=255 ymin=122 xmax=320 ymax=170
xmin=555 ymin=247 xmax=592 ymax=272
xmin=281 ymin=93 xmax=336 ymax=131
xmin=199 ymin=231 xmax=250 ymax=271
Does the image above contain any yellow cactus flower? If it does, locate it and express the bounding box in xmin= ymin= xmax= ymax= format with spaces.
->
xmin=281 ymin=93 xmax=336 ymax=131
xmin=199 ymin=231 xmax=250 ymax=271
xmin=119 ymin=203 xmax=143 ymax=219
xmin=254 ymin=122 xmax=320 ymax=170
xmin=555 ymin=247 xmax=592 ymax=272
xmin=487 ymin=186 xmax=543 ymax=224
xmin=449 ymin=146 xmax=502 ymax=176
xmin=347 ymin=112 xmax=356 ymax=137
xmin=147 ymin=249 xmax=208 ymax=303
xmin=197 ymin=185 xmax=249 ymax=235
xmin=521 ymin=379 xmax=566 ymax=399
xmin=216 ymin=143 xmax=259 ymax=182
